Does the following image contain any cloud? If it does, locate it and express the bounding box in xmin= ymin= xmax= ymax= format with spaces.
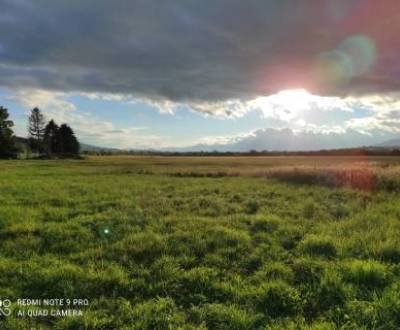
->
xmin=7 ymin=87 xmax=171 ymax=149
xmin=179 ymin=127 xmax=396 ymax=152
xmin=8 ymin=88 xmax=77 ymax=112
xmin=7 ymin=85 xmax=400 ymax=150
xmin=341 ymin=92 xmax=400 ymax=134
xmin=197 ymin=131 xmax=255 ymax=146
xmin=0 ymin=0 xmax=399 ymax=110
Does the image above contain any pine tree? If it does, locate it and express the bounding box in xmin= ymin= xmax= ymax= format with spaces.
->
xmin=0 ymin=106 xmax=17 ymax=158
xmin=43 ymin=120 xmax=59 ymax=156
xmin=57 ymin=124 xmax=80 ymax=156
xmin=28 ymin=107 xmax=45 ymax=153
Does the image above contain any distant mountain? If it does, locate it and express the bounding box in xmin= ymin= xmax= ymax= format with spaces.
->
xmin=14 ymin=137 xmax=123 ymax=154
xmin=172 ymin=128 xmax=388 ymax=152
xmin=376 ymin=138 xmax=400 ymax=148
xmin=16 ymin=132 xmax=400 ymax=154
xmin=79 ymin=143 xmax=123 ymax=153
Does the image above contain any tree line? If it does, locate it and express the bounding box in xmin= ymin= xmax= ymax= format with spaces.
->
xmin=0 ymin=106 xmax=80 ymax=159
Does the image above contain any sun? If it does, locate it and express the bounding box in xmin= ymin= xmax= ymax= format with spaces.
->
xmin=251 ymin=89 xmax=317 ymax=121
xmin=272 ymin=89 xmax=314 ymax=109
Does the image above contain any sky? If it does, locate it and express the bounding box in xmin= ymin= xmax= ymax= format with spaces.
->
xmin=0 ymin=0 xmax=399 ymax=150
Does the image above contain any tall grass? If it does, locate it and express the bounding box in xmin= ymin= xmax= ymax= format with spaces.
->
xmin=0 ymin=156 xmax=399 ymax=328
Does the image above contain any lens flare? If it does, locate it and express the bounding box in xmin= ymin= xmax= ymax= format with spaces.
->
xmin=98 ymin=226 xmax=112 ymax=239
xmin=339 ymin=35 xmax=376 ymax=76
xmin=325 ymin=0 xmax=361 ymax=21
xmin=315 ymin=50 xmax=353 ymax=86
xmin=314 ymin=35 xmax=376 ymax=88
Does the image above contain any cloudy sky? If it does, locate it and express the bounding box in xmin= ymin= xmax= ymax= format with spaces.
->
xmin=0 ymin=0 xmax=399 ymax=149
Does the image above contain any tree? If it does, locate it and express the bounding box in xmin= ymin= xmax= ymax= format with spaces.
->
xmin=28 ymin=107 xmax=45 ymax=153
xmin=0 ymin=106 xmax=17 ymax=158
xmin=57 ymin=124 xmax=80 ymax=156
xmin=43 ymin=119 xmax=59 ymax=156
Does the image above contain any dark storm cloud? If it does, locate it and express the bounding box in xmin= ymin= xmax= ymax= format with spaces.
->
xmin=0 ymin=0 xmax=399 ymax=102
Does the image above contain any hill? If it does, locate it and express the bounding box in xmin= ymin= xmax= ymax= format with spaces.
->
xmin=376 ymin=139 xmax=400 ymax=148
xmin=169 ymin=128 xmax=396 ymax=153
xmin=79 ymin=143 xmax=123 ymax=154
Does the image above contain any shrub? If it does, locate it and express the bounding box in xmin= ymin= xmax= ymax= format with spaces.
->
xmin=270 ymin=168 xmax=334 ymax=187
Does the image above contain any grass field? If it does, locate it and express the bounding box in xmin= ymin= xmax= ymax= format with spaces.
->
xmin=1 ymin=156 xmax=400 ymax=329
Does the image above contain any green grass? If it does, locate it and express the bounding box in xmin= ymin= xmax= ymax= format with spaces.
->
xmin=0 ymin=156 xmax=400 ymax=329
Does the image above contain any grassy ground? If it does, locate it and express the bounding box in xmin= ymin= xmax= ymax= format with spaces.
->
xmin=1 ymin=156 xmax=400 ymax=329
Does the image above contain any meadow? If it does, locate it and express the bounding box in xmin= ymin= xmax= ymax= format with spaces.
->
xmin=1 ymin=155 xmax=400 ymax=329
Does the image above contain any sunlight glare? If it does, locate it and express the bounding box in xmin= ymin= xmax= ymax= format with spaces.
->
xmin=271 ymin=89 xmax=313 ymax=109
xmin=250 ymin=89 xmax=350 ymax=123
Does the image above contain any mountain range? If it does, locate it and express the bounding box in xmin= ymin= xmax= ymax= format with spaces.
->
xmin=376 ymin=139 xmax=400 ymax=148
xmin=16 ymin=129 xmax=400 ymax=153
xmin=170 ymin=128 xmax=400 ymax=152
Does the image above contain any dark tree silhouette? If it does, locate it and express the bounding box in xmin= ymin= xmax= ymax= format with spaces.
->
xmin=0 ymin=106 xmax=17 ymax=158
xmin=43 ymin=119 xmax=59 ymax=156
xmin=57 ymin=124 xmax=80 ymax=156
xmin=28 ymin=107 xmax=45 ymax=153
